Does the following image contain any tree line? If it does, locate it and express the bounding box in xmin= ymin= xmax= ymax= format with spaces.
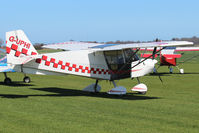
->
xmin=0 ymin=36 xmax=199 ymax=50
xmin=172 ymin=36 xmax=199 ymax=45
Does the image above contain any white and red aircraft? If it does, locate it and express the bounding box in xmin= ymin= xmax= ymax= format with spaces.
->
xmin=139 ymin=46 xmax=199 ymax=73
xmin=6 ymin=30 xmax=193 ymax=95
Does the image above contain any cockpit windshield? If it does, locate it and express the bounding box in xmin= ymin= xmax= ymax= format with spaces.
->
xmin=104 ymin=49 xmax=139 ymax=71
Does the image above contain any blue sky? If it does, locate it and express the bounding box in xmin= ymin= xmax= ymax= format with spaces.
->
xmin=0 ymin=0 xmax=199 ymax=43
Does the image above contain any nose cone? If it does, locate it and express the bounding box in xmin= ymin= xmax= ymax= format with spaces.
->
xmin=144 ymin=59 xmax=157 ymax=74
xmin=153 ymin=59 xmax=158 ymax=64
xmin=144 ymin=59 xmax=158 ymax=67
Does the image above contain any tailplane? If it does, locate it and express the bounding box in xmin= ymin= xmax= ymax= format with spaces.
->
xmin=6 ymin=30 xmax=38 ymax=65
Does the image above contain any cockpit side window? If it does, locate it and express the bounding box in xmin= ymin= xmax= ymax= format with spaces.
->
xmin=104 ymin=50 xmax=125 ymax=70
xmin=104 ymin=49 xmax=139 ymax=71
xmin=104 ymin=51 xmax=125 ymax=64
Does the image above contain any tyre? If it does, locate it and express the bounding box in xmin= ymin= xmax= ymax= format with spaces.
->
xmin=23 ymin=76 xmax=31 ymax=83
xmin=4 ymin=78 xmax=12 ymax=84
xmin=138 ymin=91 xmax=146 ymax=95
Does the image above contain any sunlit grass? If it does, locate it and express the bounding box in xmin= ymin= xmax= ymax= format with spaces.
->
xmin=0 ymin=50 xmax=198 ymax=133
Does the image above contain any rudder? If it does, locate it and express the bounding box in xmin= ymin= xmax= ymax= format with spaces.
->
xmin=6 ymin=30 xmax=38 ymax=65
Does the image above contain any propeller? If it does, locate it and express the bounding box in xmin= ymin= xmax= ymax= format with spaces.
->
xmin=152 ymin=47 xmax=157 ymax=59
xmin=152 ymin=47 xmax=164 ymax=84
xmin=131 ymin=38 xmax=165 ymax=84
xmin=131 ymin=47 xmax=165 ymax=69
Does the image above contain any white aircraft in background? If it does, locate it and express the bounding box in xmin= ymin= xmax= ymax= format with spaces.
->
xmin=6 ymin=30 xmax=193 ymax=95
xmin=0 ymin=48 xmax=31 ymax=84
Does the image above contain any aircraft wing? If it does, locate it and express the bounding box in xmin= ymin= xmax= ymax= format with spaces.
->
xmin=42 ymin=41 xmax=193 ymax=51
xmin=89 ymin=41 xmax=193 ymax=52
xmin=138 ymin=46 xmax=199 ymax=52
xmin=42 ymin=41 xmax=103 ymax=51
xmin=175 ymin=47 xmax=199 ymax=51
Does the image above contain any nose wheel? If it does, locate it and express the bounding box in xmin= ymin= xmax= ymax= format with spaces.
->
xmin=169 ymin=67 xmax=173 ymax=73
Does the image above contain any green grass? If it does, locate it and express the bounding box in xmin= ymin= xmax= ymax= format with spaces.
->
xmin=0 ymin=51 xmax=198 ymax=133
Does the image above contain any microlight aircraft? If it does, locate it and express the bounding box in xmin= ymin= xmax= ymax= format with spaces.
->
xmin=6 ymin=30 xmax=193 ymax=95
xmin=139 ymin=46 xmax=199 ymax=73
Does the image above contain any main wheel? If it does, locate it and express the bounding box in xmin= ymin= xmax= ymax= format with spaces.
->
xmin=4 ymin=78 xmax=12 ymax=84
xmin=23 ymin=76 xmax=31 ymax=83
xmin=138 ymin=91 xmax=147 ymax=95
xmin=169 ymin=67 xmax=173 ymax=74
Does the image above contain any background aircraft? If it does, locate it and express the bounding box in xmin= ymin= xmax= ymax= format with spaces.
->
xmin=0 ymin=48 xmax=31 ymax=84
xmin=6 ymin=30 xmax=193 ymax=95
xmin=139 ymin=46 xmax=199 ymax=73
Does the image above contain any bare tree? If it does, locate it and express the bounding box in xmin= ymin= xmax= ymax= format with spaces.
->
xmin=0 ymin=38 xmax=3 ymax=46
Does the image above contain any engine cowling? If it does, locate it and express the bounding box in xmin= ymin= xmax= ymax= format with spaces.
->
xmin=131 ymin=59 xmax=157 ymax=78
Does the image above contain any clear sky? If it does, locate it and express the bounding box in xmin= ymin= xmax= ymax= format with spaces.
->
xmin=0 ymin=0 xmax=199 ymax=43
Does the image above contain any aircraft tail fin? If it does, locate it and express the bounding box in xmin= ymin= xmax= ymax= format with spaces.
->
xmin=6 ymin=30 xmax=38 ymax=65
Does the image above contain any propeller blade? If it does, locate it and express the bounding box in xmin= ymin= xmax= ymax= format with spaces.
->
xmin=152 ymin=47 xmax=157 ymax=59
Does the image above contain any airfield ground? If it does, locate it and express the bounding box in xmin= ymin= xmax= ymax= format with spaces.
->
xmin=0 ymin=50 xmax=198 ymax=133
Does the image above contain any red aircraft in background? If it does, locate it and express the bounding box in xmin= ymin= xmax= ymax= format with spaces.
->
xmin=138 ymin=46 xmax=199 ymax=73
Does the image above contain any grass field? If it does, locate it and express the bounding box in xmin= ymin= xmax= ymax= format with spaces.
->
xmin=0 ymin=50 xmax=198 ymax=133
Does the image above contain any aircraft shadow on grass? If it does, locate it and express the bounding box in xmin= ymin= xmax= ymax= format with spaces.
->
xmin=148 ymin=73 xmax=171 ymax=76
xmin=171 ymin=72 xmax=199 ymax=75
xmin=0 ymin=87 xmax=160 ymax=100
xmin=148 ymin=72 xmax=199 ymax=76
xmin=0 ymin=82 xmax=35 ymax=87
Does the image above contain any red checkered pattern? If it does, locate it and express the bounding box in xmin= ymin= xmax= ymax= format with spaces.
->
xmin=31 ymin=52 xmax=37 ymax=55
xmin=7 ymin=44 xmax=38 ymax=57
xmin=22 ymin=48 xmax=28 ymax=55
xmin=6 ymin=47 xmax=11 ymax=54
xmin=36 ymin=55 xmax=111 ymax=75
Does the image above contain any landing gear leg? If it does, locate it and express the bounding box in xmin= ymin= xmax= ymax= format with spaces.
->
xmin=136 ymin=77 xmax=140 ymax=84
xmin=153 ymin=67 xmax=157 ymax=74
xmin=83 ymin=80 xmax=101 ymax=93
xmin=112 ymin=80 xmax=117 ymax=88
xmin=169 ymin=66 xmax=173 ymax=73
xmin=23 ymin=74 xmax=31 ymax=83
xmin=94 ymin=79 xmax=99 ymax=93
xmin=107 ymin=80 xmax=126 ymax=95
xmin=153 ymin=65 xmax=161 ymax=74
xmin=4 ymin=72 xmax=12 ymax=84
